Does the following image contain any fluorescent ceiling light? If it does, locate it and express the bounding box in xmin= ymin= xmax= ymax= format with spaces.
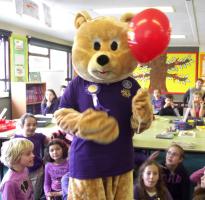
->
xmin=93 ymin=6 xmax=174 ymax=15
xmin=171 ymin=35 xmax=186 ymax=39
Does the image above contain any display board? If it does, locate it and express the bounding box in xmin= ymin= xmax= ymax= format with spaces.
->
xmin=198 ymin=52 xmax=205 ymax=78
xmin=10 ymin=34 xmax=28 ymax=82
xmin=133 ymin=52 xmax=198 ymax=94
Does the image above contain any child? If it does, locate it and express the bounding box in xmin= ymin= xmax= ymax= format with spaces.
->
xmin=41 ymin=89 xmax=59 ymax=115
xmin=44 ymin=139 xmax=68 ymax=200
xmin=192 ymin=173 xmax=205 ymax=200
xmin=15 ymin=113 xmax=49 ymax=200
xmin=189 ymin=91 xmax=205 ymax=118
xmin=58 ymin=85 xmax=67 ymax=103
xmin=161 ymin=144 xmax=190 ymax=200
xmin=190 ymin=167 xmax=205 ymax=186
xmin=134 ymin=160 xmax=172 ymax=200
xmin=151 ymin=89 xmax=165 ymax=115
xmin=0 ymin=138 xmax=34 ymax=200
xmin=61 ymin=172 xmax=70 ymax=200
xmin=159 ymin=94 xmax=181 ymax=116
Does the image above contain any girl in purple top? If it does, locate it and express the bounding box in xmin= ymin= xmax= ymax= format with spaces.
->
xmin=15 ymin=113 xmax=49 ymax=200
xmin=134 ymin=160 xmax=173 ymax=200
xmin=0 ymin=138 xmax=34 ymax=200
xmin=151 ymin=89 xmax=165 ymax=114
xmin=44 ymin=139 xmax=68 ymax=200
xmin=41 ymin=89 xmax=59 ymax=115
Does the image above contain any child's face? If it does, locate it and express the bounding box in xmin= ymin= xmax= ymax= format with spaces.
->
xmin=166 ymin=146 xmax=182 ymax=168
xmin=142 ymin=164 xmax=159 ymax=190
xmin=193 ymin=94 xmax=202 ymax=103
xmin=23 ymin=117 xmax=37 ymax=137
xmin=19 ymin=149 xmax=34 ymax=168
xmin=49 ymin=144 xmax=63 ymax=162
xmin=153 ymin=90 xmax=160 ymax=98
xmin=196 ymin=80 xmax=203 ymax=89
xmin=46 ymin=91 xmax=55 ymax=102
xmin=165 ymin=98 xmax=173 ymax=104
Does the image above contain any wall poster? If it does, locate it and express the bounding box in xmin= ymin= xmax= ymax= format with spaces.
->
xmin=10 ymin=34 xmax=28 ymax=82
xmin=133 ymin=52 xmax=198 ymax=94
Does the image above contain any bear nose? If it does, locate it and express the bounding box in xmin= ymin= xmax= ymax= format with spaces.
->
xmin=97 ymin=55 xmax=109 ymax=66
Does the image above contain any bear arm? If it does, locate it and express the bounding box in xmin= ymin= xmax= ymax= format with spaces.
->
xmin=54 ymin=108 xmax=82 ymax=134
xmin=131 ymin=89 xmax=153 ymax=133
xmin=76 ymin=108 xmax=119 ymax=144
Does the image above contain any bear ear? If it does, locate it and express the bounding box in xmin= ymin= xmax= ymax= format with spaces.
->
xmin=74 ymin=11 xmax=92 ymax=29
xmin=120 ymin=13 xmax=134 ymax=23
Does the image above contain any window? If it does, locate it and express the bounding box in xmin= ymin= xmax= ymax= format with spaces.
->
xmin=29 ymin=44 xmax=49 ymax=72
xmin=28 ymin=37 xmax=72 ymax=78
xmin=50 ymin=49 xmax=67 ymax=71
xmin=0 ymin=34 xmax=10 ymax=97
xmin=28 ymin=37 xmax=72 ymax=95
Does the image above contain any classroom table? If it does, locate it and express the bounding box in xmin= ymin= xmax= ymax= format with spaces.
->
xmin=132 ymin=115 xmax=205 ymax=152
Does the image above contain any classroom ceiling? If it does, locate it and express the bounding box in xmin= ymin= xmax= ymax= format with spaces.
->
xmin=0 ymin=0 xmax=204 ymax=47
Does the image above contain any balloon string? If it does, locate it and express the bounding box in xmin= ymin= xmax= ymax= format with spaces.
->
xmin=137 ymin=117 xmax=142 ymax=134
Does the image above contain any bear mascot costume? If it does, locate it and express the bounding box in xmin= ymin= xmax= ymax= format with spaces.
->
xmin=54 ymin=11 xmax=153 ymax=200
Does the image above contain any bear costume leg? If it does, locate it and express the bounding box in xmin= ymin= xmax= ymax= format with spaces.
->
xmin=67 ymin=171 xmax=133 ymax=200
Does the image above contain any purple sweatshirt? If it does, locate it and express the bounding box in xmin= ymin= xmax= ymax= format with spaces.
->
xmin=152 ymin=96 xmax=165 ymax=114
xmin=0 ymin=168 xmax=34 ymax=200
xmin=60 ymin=76 xmax=140 ymax=179
xmin=161 ymin=163 xmax=190 ymax=200
xmin=41 ymin=99 xmax=59 ymax=115
xmin=44 ymin=160 xmax=68 ymax=195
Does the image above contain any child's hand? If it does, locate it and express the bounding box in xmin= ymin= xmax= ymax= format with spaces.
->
xmin=200 ymin=100 xmax=204 ymax=107
xmin=46 ymin=101 xmax=52 ymax=107
xmin=201 ymin=175 xmax=205 ymax=188
xmin=148 ymin=151 xmax=160 ymax=161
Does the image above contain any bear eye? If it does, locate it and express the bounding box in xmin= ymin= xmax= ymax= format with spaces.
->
xmin=93 ymin=41 xmax=101 ymax=51
xmin=110 ymin=41 xmax=118 ymax=51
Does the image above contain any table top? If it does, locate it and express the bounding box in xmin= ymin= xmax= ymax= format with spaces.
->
xmin=132 ymin=116 xmax=205 ymax=152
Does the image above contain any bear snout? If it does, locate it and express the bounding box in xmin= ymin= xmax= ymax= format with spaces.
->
xmin=97 ymin=55 xmax=109 ymax=66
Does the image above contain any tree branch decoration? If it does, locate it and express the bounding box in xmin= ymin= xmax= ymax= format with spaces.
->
xmin=132 ymin=53 xmax=193 ymax=93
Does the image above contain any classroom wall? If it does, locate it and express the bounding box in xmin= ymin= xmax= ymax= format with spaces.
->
xmin=40 ymin=71 xmax=68 ymax=96
xmin=200 ymin=46 xmax=205 ymax=51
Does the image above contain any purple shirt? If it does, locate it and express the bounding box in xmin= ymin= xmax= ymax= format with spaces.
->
xmin=0 ymin=168 xmax=34 ymax=200
xmin=15 ymin=133 xmax=46 ymax=172
xmin=44 ymin=160 xmax=68 ymax=195
xmin=152 ymin=96 xmax=165 ymax=114
xmin=60 ymin=76 xmax=140 ymax=179
xmin=41 ymin=99 xmax=59 ymax=115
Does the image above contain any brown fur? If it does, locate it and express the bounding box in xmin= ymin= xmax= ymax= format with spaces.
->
xmin=67 ymin=171 xmax=133 ymax=200
xmin=54 ymin=11 xmax=153 ymax=200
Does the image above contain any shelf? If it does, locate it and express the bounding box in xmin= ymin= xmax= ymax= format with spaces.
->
xmin=11 ymin=82 xmax=46 ymax=119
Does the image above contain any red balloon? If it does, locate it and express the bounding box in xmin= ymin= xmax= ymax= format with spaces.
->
xmin=127 ymin=8 xmax=171 ymax=63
